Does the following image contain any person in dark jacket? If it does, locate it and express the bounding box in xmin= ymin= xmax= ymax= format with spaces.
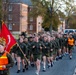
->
xmin=32 ymin=36 xmax=42 ymax=75
xmin=16 ymin=37 xmax=27 ymax=73
xmin=42 ymin=35 xmax=50 ymax=71
xmin=63 ymin=34 xmax=68 ymax=55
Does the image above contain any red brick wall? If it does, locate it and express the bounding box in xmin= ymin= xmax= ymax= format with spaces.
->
xmin=7 ymin=3 xmax=20 ymax=31
xmin=28 ymin=6 xmax=37 ymax=33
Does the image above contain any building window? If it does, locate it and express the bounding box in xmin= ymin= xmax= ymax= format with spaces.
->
xmin=30 ymin=17 xmax=33 ymax=22
xmin=29 ymin=6 xmax=33 ymax=11
xmin=8 ymin=5 xmax=12 ymax=11
xmin=8 ymin=23 xmax=12 ymax=30
xmin=8 ymin=14 xmax=12 ymax=20
xmin=3 ymin=0 xmax=6 ymax=3
xmin=22 ymin=8 xmax=27 ymax=11
xmin=22 ymin=16 xmax=27 ymax=20
xmin=30 ymin=25 xmax=33 ymax=30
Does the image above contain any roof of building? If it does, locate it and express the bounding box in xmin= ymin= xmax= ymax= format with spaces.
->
xmin=9 ymin=0 xmax=32 ymax=6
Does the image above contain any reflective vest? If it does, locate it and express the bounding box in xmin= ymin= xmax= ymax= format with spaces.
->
xmin=0 ymin=52 xmax=8 ymax=70
xmin=68 ymin=38 xmax=74 ymax=46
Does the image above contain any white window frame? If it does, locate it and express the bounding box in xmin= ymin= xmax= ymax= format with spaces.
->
xmin=30 ymin=17 xmax=33 ymax=22
xmin=8 ymin=5 xmax=12 ymax=11
xmin=30 ymin=25 xmax=33 ymax=30
xmin=8 ymin=23 xmax=12 ymax=30
xmin=8 ymin=14 xmax=12 ymax=20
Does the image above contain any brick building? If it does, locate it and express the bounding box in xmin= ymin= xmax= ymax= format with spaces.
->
xmin=6 ymin=3 xmax=28 ymax=34
xmin=3 ymin=0 xmax=42 ymax=34
xmin=28 ymin=6 xmax=43 ymax=33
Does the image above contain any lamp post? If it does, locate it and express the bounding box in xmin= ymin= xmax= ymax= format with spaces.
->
xmin=61 ymin=21 xmax=63 ymax=32
xmin=49 ymin=7 xmax=53 ymax=34
xmin=37 ymin=22 xmax=40 ymax=33
xmin=60 ymin=18 xmax=64 ymax=34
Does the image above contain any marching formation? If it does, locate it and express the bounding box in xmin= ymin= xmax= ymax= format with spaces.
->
xmin=10 ymin=32 xmax=76 ymax=75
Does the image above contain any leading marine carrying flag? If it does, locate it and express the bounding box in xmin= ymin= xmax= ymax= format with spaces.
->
xmin=0 ymin=23 xmax=16 ymax=52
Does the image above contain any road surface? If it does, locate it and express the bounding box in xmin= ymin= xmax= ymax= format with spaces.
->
xmin=10 ymin=46 xmax=76 ymax=75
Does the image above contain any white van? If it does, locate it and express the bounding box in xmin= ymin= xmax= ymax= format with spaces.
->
xmin=64 ymin=29 xmax=75 ymax=34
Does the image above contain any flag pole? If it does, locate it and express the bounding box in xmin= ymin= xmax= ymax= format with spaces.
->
xmin=17 ymin=43 xmax=30 ymax=65
xmin=1 ymin=21 xmax=29 ymax=64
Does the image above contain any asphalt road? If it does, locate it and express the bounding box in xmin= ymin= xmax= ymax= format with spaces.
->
xmin=10 ymin=46 xmax=76 ymax=75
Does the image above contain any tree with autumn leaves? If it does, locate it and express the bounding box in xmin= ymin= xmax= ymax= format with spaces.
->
xmin=0 ymin=0 xmax=9 ymax=22
xmin=30 ymin=0 xmax=76 ymax=31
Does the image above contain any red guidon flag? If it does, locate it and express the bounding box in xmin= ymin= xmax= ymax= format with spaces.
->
xmin=1 ymin=23 xmax=16 ymax=52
